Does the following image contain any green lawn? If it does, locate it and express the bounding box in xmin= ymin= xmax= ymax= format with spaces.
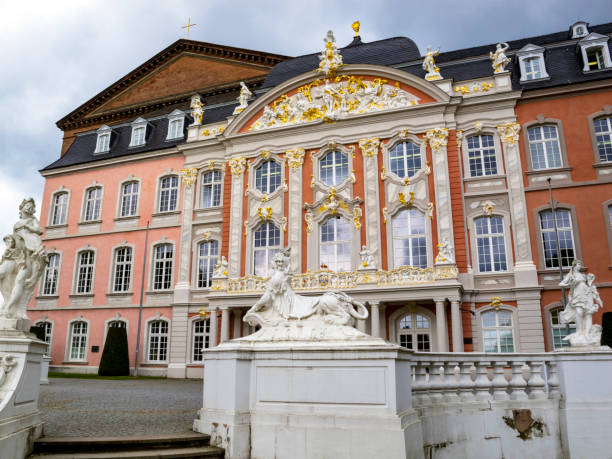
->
xmin=48 ymin=372 xmax=166 ymax=380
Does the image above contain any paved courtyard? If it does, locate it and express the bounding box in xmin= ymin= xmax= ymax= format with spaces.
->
xmin=39 ymin=378 xmax=202 ymax=437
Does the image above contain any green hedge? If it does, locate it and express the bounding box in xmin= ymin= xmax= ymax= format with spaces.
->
xmin=602 ymin=312 xmax=612 ymax=348
xmin=98 ymin=327 xmax=130 ymax=376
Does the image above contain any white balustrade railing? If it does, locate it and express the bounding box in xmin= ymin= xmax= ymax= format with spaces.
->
xmin=410 ymin=353 xmax=559 ymax=408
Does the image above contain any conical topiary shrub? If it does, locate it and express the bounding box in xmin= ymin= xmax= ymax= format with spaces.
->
xmin=601 ymin=312 xmax=612 ymax=348
xmin=98 ymin=326 xmax=130 ymax=376
xmin=29 ymin=325 xmax=45 ymax=342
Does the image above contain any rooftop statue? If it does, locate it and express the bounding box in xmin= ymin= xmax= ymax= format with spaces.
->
xmin=559 ymin=259 xmax=605 ymax=347
xmin=422 ymin=46 xmax=442 ymax=81
xmin=190 ymin=95 xmax=205 ymax=126
xmin=0 ymin=198 xmax=48 ymax=331
xmin=316 ymin=30 xmax=343 ymax=77
xmin=233 ymin=82 xmax=253 ymax=115
xmin=490 ymin=42 xmax=511 ymax=73
xmin=243 ymin=247 xmax=370 ymax=341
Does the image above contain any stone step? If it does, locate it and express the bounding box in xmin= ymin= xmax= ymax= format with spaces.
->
xmin=28 ymin=445 xmax=224 ymax=458
xmin=30 ymin=433 xmax=223 ymax=456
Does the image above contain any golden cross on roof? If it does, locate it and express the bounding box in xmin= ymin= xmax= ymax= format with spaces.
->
xmin=182 ymin=17 xmax=197 ymax=39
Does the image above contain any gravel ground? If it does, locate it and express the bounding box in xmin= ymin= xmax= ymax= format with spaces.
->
xmin=39 ymin=378 xmax=203 ymax=437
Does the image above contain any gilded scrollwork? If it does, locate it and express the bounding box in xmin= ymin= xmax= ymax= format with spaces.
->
xmin=179 ymin=167 xmax=197 ymax=187
xmin=352 ymin=206 xmax=362 ymax=230
xmin=228 ymin=156 xmax=247 ymax=176
xmin=304 ymin=210 xmax=314 ymax=234
xmin=358 ymin=137 xmax=380 ymax=159
xmin=425 ymin=128 xmax=449 ymax=153
xmin=285 ymin=148 xmax=305 ymax=170
xmin=496 ymin=122 xmax=521 ymax=145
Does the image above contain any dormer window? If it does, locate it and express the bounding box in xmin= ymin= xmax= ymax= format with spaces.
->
xmin=129 ymin=117 xmax=147 ymax=147
xmin=166 ymin=109 xmax=185 ymax=140
xmin=571 ymin=21 xmax=589 ymax=39
xmin=516 ymin=44 xmax=549 ymax=82
xmin=578 ymin=33 xmax=612 ymax=72
xmin=94 ymin=125 xmax=112 ymax=153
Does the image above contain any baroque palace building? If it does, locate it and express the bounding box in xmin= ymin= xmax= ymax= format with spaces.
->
xmin=28 ymin=21 xmax=612 ymax=377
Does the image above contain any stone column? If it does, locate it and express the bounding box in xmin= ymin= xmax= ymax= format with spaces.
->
xmin=286 ymin=149 xmax=304 ymax=272
xmin=167 ymin=304 xmax=188 ymax=379
xmin=174 ymin=171 xmax=196 ymax=302
xmin=450 ymin=299 xmax=463 ymax=352
xmin=426 ymin=128 xmax=454 ymax=246
xmin=227 ymin=157 xmax=247 ymax=277
xmin=233 ymin=310 xmax=242 ymax=339
xmin=370 ymin=301 xmax=381 ymax=338
xmin=209 ymin=306 xmax=218 ymax=348
xmin=220 ymin=307 xmax=230 ymax=343
xmin=435 ymin=298 xmax=449 ymax=352
xmin=359 ymin=138 xmax=382 ymax=268
xmin=379 ymin=304 xmax=387 ymax=340
xmin=356 ymin=319 xmax=367 ymax=333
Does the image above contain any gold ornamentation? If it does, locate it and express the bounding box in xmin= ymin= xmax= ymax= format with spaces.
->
xmin=206 ymin=160 xmax=216 ymax=170
xmin=456 ymin=130 xmax=463 ymax=149
xmin=398 ymin=191 xmax=415 ymax=206
xmin=201 ymin=231 xmax=211 ymax=241
xmin=261 ymin=150 xmax=271 ymax=159
xmin=199 ymin=125 xmax=225 ymax=137
xmin=179 ymin=167 xmax=197 ymax=187
xmin=244 ymin=220 xmax=249 ymax=236
xmin=198 ymin=308 xmax=209 ymax=318
xmin=310 ymin=174 xmax=315 ymax=189
xmin=454 ymin=85 xmax=469 ymax=95
xmin=382 ymin=207 xmax=389 ymax=223
xmin=474 ymin=122 xmax=483 ymax=133
xmin=304 ymin=210 xmax=314 ymax=234
xmin=228 ymin=156 xmax=247 ymax=176
xmin=397 ymin=129 xmax=410 ymax=138
xmin=352 ymin=21 xmax=360 ymax=36
xmin=257 ymin=207 xmax=273 ymax=221
xmin=281 ymin=216 xmax=287 ymax=232
xmin=496 ymin=122 xmax=520 ymax=145
xmin=482 ymin=201 xmax=495 ymax=216
xmin=285 ymin=148 xmax=305 ymax=170
xmin=454 ymin=82 xmax=494 ymax=95
xmin=316 ymin=30 xmax=343 ymax=78
xmin=425 ymin=128 xmax=449 ymax=153
xmin=317 ymin=188 xmax=348 ymax=216
xmin=490 ymin=296 xmax=503 ymax=310
xmin=358 ymin=137 xmax=380 ymax=158
xmin=423 ymin=46 xmax=441 ymax=81
xmin=426 ymin=202 xmax=434 ymax=219
xmin=380 ymin=166 xmax=387 ymax=181
xmin=352 ymin=206 xmax=362 ymax=230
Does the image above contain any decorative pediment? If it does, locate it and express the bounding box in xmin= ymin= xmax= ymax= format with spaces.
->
xmin=516 ymin=43 xmax=545 ymax=56
xmin=304 ymin=188 xmax=363 ymax=232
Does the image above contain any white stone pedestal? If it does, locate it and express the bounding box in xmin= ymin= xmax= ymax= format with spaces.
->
xmin=40 ymin=356 xmax=51 ymax=385
xmin=194 ymin=340 xmax=424 ymax=459
xmin=555 ymin=350 xmax=612 ymax=459
xmin=0 ymin=331 xmax=46 ymax=459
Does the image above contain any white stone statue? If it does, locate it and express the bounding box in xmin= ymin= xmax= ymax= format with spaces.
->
xmin=233 ymin=82 xmax=253 ymax=115
xmin=316 ymin=30 xmax=343 ymax=77
xmin=490 ymin=42 xmax=510 ymax=73
xmin=0 ymin=199 xmax=48 ymax=330
xmin=0 ymin=355 xmax=16 ymax=389
xmin=243 ymin=247 xmax=369 ymax=340
xmin=559 ymin=260 xmax=604 ymax=347
xmin=190 ymin=95 xmax=204 ymax=126
xmin=359 ymin=245 xmax=376 ymax=269
xmin=422 ymin=46 xmax=442 ymax=81
xmin=435 ymin=237 xmax=455 ymax=264
xmin=212 ymin=256 xmax=228 ymax=279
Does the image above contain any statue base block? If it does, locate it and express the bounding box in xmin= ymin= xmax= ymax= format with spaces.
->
xmin=0 ymin=317 xmax=31 ymax=333
xmin=194 ymin=340 xmax=424 ymax=459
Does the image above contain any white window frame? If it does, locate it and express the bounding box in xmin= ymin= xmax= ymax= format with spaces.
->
xmin=539 ymin=209 xmax=576 ymax=269
xmin=319 ymin=149 xmax=350 ymax=187
xmin=252 ymin=222 xmax=282 ymax=277
xmin=481 ymin=308 xmax=515 ymax=353
xmin=190 ymin=317 xmax=211 ymax=363
xmin=578 ymin=33 xmax=612 ymax=72
xmin=34 ymin=319 xmax=54 ymax=357
xmin=50 ymin=191 xmax=69 ymax=226
xmin=516 ymin=44 xmax=549 ymax=82
xmin=196 ymin=240 xmax=219 ymax=289
xmin=103 ymin=315 xmax=129 ymax=345
xmin=391 ymin=208 xmax=428 ymax=268
xmin=527 ymin=125 xmax=563 ymax=170
xmin=254 ymin=160 xmax=282 ymax=194
xmin=74 ymin=249 xmax=96 ymax=294
xmin=473 ymin=215 xmax=509 ymax=273
xmin=151 ymin=242 xmax=174 ymax=291
xmin=388 ymin=140 xmax=422 ymax=179
xmin=94 ymin=125 xmax=112 ymax=153
xmin=593 ymin=115 xmax=612 ymax=163
xmin=549 ymin=306 xmax=575 ymax=350
xmin=111 ymin=246 xmax=134 ymax=293
xmin=157 ymin=175 xmax=179 ymax=213
xmin=42 ymin=252 xmax=61 ymax=296
xmin=145 ymin=318 xmax=170 ymax=363
xmin=66 ymin=318 xmax=90 ymax=362
xmin=129 ymin=117 xmax=147 ymax=147
xmin=571 ymin=21 xmax=589 ymax=39
xmin=466 ymin=133 xmax=499 ymax=177
xmin=200 ymin=170 xmax=223 ymax=208
xmin=397 ymin=312 xmax=432 ymax=352
xmin=319 ymin=216 xmax=352 ymax=272
xmin=82 ymin=186 xmax=103 ymax=222
xmin=166 ymin=109 xmax=185 ymax=140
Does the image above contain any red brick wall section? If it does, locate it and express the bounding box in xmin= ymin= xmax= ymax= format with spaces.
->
xmin=447 ymin=130 xmax=468 ymax=272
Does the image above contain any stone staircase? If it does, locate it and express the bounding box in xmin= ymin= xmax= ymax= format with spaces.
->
xmin=28 ymin=432 xmax=224 ymax=458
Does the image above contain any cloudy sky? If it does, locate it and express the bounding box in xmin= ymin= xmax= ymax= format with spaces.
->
xmin=0 ymin=0 xmax=610 ymax=248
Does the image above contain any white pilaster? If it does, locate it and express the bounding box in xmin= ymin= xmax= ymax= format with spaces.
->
xmin=209 ymin=306 xmax=218 ymax=348
xmin=435 ymin=298 xmax=449 ymax=352
xmin=427 ymin=129 xmax=454 ymax=245
xmin=370 ymin=301 xmax=381 ymax=338
xmin=220 ymin=307 xmax=230 ymax=343
xmin=167 ymin=304 xmax=188 ymax=378
xmin=233 ymin=309 xmax=241 ymax=339
xmin=287 ymin=149 xmax=304 ymax=272
xmin=360 ymin=139 xmax=382 ymax=267
xmin=450 ymin=299 xmax=463 ymax=352
xmin=227 ymin=158 xmax=246 ymax=277
xmin=174 ymin=177 xmax=195 ymax=303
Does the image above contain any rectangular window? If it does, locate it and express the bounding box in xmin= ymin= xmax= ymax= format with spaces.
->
xmin=37 ymin=321 xmax=53 ymax=356
xmin=475 ymin=216 xmax=507 ymax=272
xmin=69 ymin=321 xmax=88 ymax=360
xmin=197 ymin=241 xmax=218 ymax=288
xmin=200 ymin=171 xmax=222 ymax=208
xmin=43 ymin=253 xmax=60 ymax=295
xmin=587 ymin=47 xmax=605 ymax=70
xmin=153 ymin=244 xmax=173 ymax=290
xmin=84 ymin=187 xmax=102 ymax=221
xmin=168 ymin=118 xmax=184 ymax=139
xmin=76 ymin=250 xmax=95 ymax=294
xmin=482 ymin=310 xmax=514 ymax=352
xmin=130 ymin=126 xmax=146 ymax=147
xmin=120 ymin=182 xmax=139 ymax=217
xmin=320 ymin=217 xmax=352 ymax=272
xmin=551 ymin=308 xmax=575 ymax=349
xmin=524 ymin=57 xmax=542 ymax=80
xmin=540 ymin=209 xmax=575 ymax=268
xmin=148 ymin=321 xmax=169 ymax=361
xmin=594 ymin=117 xmax=612 ymax=163
xmin=51 ymin=192 xmax=69 ymax=225
xmin=113 ymin=247 xmax=133 ymax=292
xmin=528 ymin=125 xmax=562 ymax=170
xmin=95 ymin=133 xmax=110 ymax=153
xmin=192 ymin=319 xmax=210 ymax=361
xmin=158 ymin=176 xmax=178 ymax=212
xmin=467 ymin=135 xmax=497 ymax=177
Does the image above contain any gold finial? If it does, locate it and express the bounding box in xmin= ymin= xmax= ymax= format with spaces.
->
xmin=352 ymin=21 xmax=360 ymax=37
xmin=182 ymin=17 xmax=197 ymax=39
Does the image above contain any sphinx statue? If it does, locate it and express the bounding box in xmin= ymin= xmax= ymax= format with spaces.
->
xmin=243 ymin=247 xmax=370 ymax=341
xmin=0 ymin=198 xmax=48 ymax=331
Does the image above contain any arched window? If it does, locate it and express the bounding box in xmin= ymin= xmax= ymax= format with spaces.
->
xmin=83 ymin=187 xmax=102 ymax=221
xmin=51 ymin=192 xmax=69 ymax=225
xmin=467 ymin=134 xmax=497 ymax=176
xmin=482 ymin=309 xmax=514 ymax=352
xmin=197 ymin=241 xmax=218 ymax=288
xmin=392 ymin=209 xmax=427 ymax=268
xmin=550 ymin=307 xmax=575 ymax=350
xmin=319 ymin=150 xmax=349 ymax=186
xmin=528 ymin=125 xmax=562 ymax=170
xmin=594 ymin=116 xmax=612 ymax=162
xmin=69 ymin=321 xmax=88 ymax=361
xmin=320 ymin=216 xmax=351 ymax=272
xmin=42 ymin=253 xmax=60 ymax=295
xmin=200 ymin=170 xmax=222 ymax=208
xmin=75 ymin=250 xmax=95 ymax=294
xmin=255 ymin=160 xmax=281 ymax=194
xmin=539 ymin=209 xmax=575 ymax=268
xmin=389 ymin=141 xmax=421 ymax=178
xmin=152 ymin=244 xmax=173 ymax=290
xmin=113 ymin=247 xmax=133 ymax=292
xmin=108 ymin=320 xmax=126 ymax=329
xmin=253 ymin=222 xmax=281 ymax=276
xmin=147 ymin=320 xmax=169 ymax=362
xmin=397 ymin=313 xmax=431 ymax=351
xmin=36 ymin=321 xmax=53 ymax=356
xmin=475 ymin=216 xmax=507 ymax=272
xmin=158 ymin=175 xmax=179 ymax=212
xmin=192 ymin=318 xmax=210 ymax=362
xmin=120 ymin=181 xmax=139 ymax=217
